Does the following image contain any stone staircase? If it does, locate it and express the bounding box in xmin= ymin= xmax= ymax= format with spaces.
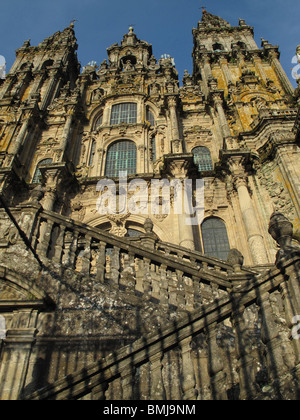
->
xmin=1 ymin=204 xmax=299 ymax=400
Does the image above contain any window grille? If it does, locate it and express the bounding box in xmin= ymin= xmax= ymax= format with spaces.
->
xmin=110 ymin=103 xmax=137 ymax=125
xmin=201 ymin=217 xmax=230 ymax=260
xmin=192 ymin=146 xmax=213 ymax=171
xmin=32 ymin=158 xmax=53 ymax=183
xmin=105 ymin=141 xmax=137 ymax=178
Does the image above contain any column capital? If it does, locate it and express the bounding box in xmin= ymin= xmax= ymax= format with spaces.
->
xmin=166 ymin=94 xmax=178 ymax=107
xmin=164 ymin=154 xmax=194 ymax=179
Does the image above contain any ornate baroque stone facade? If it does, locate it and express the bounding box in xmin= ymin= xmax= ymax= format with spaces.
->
xmin=0 ymin=11 xmax=299 ymax=400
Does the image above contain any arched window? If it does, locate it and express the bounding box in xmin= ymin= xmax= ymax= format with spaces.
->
xmin=94 ymin=113 xmax=103 ymax=130
xmin=110 ymin=103 xmax=137 ymax=125
xmin=201 ymin=217 xmax=230 ymax=260
xmin=105 ymin=140 xmax=137 ymax=177
xmin=146 ymin=108 xmax=155 ymax=127
xmin=192 ymin=146 xmax=213 ymax=171
xmin=32 ymin=158 xmax=53 ymax=183
xmin=0 ymin=315 xmax=6 ymax=340
xmin=88 ymin=140 xmax=96 ymax=166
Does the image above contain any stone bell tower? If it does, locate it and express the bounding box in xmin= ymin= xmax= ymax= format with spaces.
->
xmin=189 ymin=10 xmax=299 ymax=265
xmin=0 ymin=23 xmax=80 ymax=205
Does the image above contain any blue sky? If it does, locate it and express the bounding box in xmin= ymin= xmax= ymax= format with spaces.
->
xmin=0 ymin=0 xmax=299 ymax=87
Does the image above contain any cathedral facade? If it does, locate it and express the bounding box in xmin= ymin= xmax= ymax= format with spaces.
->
xmin=0 ymin=11 xmax=300 ymax=400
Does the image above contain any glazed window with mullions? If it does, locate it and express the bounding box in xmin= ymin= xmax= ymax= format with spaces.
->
xmin=110 ymin=103 xmax=137 ymax=125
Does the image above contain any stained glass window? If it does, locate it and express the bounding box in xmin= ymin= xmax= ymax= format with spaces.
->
xmin=105 ymin=140 xmax=137 ymax=178
xmin=110 ymin=103 xmax=137 ymax=125
xmin=192 ymin=146 xmax=213 ymax=172
xmin=201 ymin=217 xmax=230 ymax=260
xmin=32 ymin=158 xmax=53 ymax=183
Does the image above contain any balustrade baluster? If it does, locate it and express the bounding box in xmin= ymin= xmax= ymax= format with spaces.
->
xmin=110 ymin=246 xmax=120 ymax=285
xmin=62 ymin=230 xmax=79 ymax=268
xmin=53 ymin=225 xmax=66 ymax=264
xmin=120 ymin=366 xmax=136 ymax=400
xmin=95 ymin=241 xmax=107 ymax=283
xmin=159 ymin=264 xmax=169 ymax=307
xmin=206 ymin=322 xmax=227 ymax=400
xmin=231 ymin=306 xmax=256 ymax=400
xmin=36 ymin=219 xmax=54 ymax=257
xmin=150 ymin=352 xmax=166 ymax=400
xmin=176 ymin=270 xmax=185 ymax=310
xmin=180 ymin=337 xmax=198 ymax=400
xmin=143 ymin=258 xmax=152 ymax=297
xmin=80 ymin=235 xmax=92 ymax=274
xmin=119 ymin=252 xmax=136 ymax=291
xmin=183 ymin=276 xmax=194 ymax=311
xmin=258 ymin=292 xmax=290 ymax=396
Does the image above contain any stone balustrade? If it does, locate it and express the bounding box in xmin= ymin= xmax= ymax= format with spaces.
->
xmin=8 ymin=204 xmax=256 ymax=313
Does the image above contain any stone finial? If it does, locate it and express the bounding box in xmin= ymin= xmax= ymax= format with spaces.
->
xmin=268 ymin=212 xmax=300 ymax=264
xmin=268 ymin=212 xmax=293 ymax=249
xmin=227 ymin=248 xmax=244 ymax=272
xmin=144 ymin=218 xmax=154 ymax=233
xmin=28 ymin=184 xmax=44 ymax=205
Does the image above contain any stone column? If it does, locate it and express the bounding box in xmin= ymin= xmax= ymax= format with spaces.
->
xmin=268 ymin=49 xmax=294 ymax=97
xmin=211 ymin=92 xmax=237 ymax=150
xmin=228 ymin=155 xmax=269 ymax=264
xmin=165 ymin=156 xmax=195 ymax=250
xmin=167 ymin=96 xmax=182 ymax=153
xmin=59 ymin=106 xmax=75 ymax=156
xmin=252 ymin=53 xmax=268 ymax=84
xmin=201 ymin=53 xmax=213 ymax=97
xmin=40 ymin=165 xmax=66 ymax=212
xmin=9 ymin=112 xmax=32 ymax=155
xmin=39 ymin=68 xmax=60 ymax=111
xmin=218 ymin=56 xmax=233 ymax=86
